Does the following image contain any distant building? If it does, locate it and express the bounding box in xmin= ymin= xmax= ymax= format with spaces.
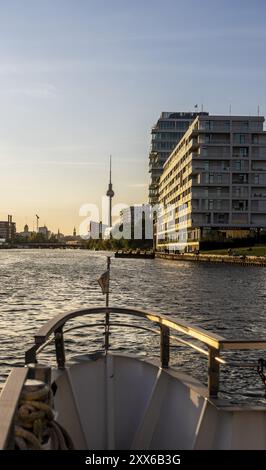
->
xmin=38 ymin=226 xmax=50 ymax=239
xmin=158 ymin=114 xmax=266 ymax=251
xmin=120 ymin=205 xmax=153 ymax=240
xmin=56 ymin=229 xmax=65 ymax=241
xmin=149 ymin=111 xmax=209 ymax=205
xmin=20 ymin=224 xmax=32 ymax=238
xmin=0 ymin=215 xmax=16 ymax=241
xmin=88 ymin=221 xmax=108 ymax=239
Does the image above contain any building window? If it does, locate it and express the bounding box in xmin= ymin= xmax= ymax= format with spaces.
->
xmin=222 ymin=161 xmax=229 ymax=171
xmin=224 ymin=121 xmax=230 ymax=131
xmin=235 ymin=161 xmax=241 ymax=171
xmin=233 ymin=187 xmax=240 ymax=197
xmin=205 ymin=121 xmax=213 ymax=131
xmin=239 ymin=122 xmax=249 ymax=131
xmin=232 ymin=200 xmax=248 ymax=211
xmin=201 ymin=147 xmax=208 ymax=157
xmin=234 ymin=134 xmax=247 ymax=145
xmin=239 ymin=147 xmax=248 ymax=157
xmin=232 ymin=173 xmax=248 ymax=184
xmin=203 ymin=160 xmax=209 ymax=171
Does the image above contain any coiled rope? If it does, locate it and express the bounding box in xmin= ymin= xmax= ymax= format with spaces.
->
xmin=15 ymin=379 xmax=74 ymax=450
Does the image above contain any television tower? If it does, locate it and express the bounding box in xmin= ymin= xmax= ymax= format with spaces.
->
xmin=106 ymin=155 xmax=114 ymax=227
xmin=36 ymin=214 xmax=40 ymax=232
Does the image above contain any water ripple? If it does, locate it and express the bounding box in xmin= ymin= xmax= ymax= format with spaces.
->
xmin=0 ymin=249 xmax=266 ymax=403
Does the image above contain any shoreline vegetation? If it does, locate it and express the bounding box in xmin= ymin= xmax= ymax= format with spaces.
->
xmin=2 ymin=234 xmax=266 ymax=262
xmin=0 ymin=235 xmax=153 ymax=251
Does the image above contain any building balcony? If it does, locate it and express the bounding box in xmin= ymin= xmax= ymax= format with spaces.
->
xmin=200 ymin=175 xmax=230 ymax=184
xmin=232 ymin=200 xmax=249 ymax=211
xmin=251 ymin=166 xmax=266 ymax=172
xmin=232 ymin=174 xmax=249 ymax=184
xmin=198 ymin=122 xmax=230 ymax=132
xmin=232 ymin=192 xmax=249 ymax=198
xmin=197 ymin=147 xmax=231 ymax=158
xmin=251 ymin=208 xmax=266 ymax=213
xmin=198 ymin=136 xmax=230 ymax=145
xmin=149 ymin=162 xmax=163 ymax=172
xmin=231 ymin=214 xmax=249 ymax=224
xmin=232 ymin=209 xmax=249 ymax=213
xmin=251 ymin=201 xmax=266 ymax=212
xmin=190 ymin=138 xmax=199 ymax=149
xmin=192 ymin=166 xmax=230 ymax=172
xmin=251 ymin=150 xmax=266 ymax=159
xmin=192 ymin=192 xmax=230 ymax=199
xmin=250 ymin=176 xmax=266 ymax=185
xmin=213 ymin=214 xmax=230 ymax=224
xmin=251 ymin=192 xmax=266 ymax=199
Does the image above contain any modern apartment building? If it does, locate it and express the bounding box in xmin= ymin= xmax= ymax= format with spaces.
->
xmin=0 ymin=215 xmax=16 ymax=241
xmin=157 ymin=115 xmax=266 ymax=251
xmin=149 ymin=111 xmax=208 ymax=205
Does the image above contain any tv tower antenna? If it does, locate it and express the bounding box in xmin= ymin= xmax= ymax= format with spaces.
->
xmin=106 ymin=155 xmax=114 ymax=228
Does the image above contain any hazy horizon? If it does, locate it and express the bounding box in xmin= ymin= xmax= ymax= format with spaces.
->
xmin=0 ymin=0 xmax=265 ymax=234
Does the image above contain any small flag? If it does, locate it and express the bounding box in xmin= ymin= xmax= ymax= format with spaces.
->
xmin=194 ymin=104 xmax=198 ymax=109
xmin=98 ymin=270 xmax=109 ymax=294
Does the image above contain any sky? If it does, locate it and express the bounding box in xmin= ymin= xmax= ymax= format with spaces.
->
xmin=0 ymin=0 xmax=265 ymax=233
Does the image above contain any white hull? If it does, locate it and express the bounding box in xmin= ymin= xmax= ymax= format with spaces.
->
xmin=53 ymin=353 xmax=266 ymax=450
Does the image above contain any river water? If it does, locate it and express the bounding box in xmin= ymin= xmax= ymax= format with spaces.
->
xmin=0 ymin=249 xmax=266 ymax=403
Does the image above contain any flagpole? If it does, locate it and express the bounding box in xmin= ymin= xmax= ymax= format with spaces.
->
xmin=104 ymin=256 xmax=111 ymax=353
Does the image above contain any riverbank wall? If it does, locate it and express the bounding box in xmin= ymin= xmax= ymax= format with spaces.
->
xmin=155 ymin=252 xmax=266 ymax=267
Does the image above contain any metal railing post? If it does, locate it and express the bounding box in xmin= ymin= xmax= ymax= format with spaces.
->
xmin=25 ymin=345 xmax=37 ymax=365
xmin=54 ymin=327 xmax=66 ymax=369
xmin=160 ymin=325 xmax=170 ymax=368
xmin=208 ymin=346 xmax=220 ymax=397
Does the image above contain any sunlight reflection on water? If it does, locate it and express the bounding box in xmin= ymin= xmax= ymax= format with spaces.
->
xmin=0 ymin=249 xmax=266 ymax=403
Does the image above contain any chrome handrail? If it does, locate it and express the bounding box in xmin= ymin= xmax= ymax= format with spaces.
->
xmin=25 ymin=306 xmax=266 ymax=397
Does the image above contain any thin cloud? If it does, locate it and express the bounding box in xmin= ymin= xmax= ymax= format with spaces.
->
xmin=116 ymin=158 xmax=145 ymax=164
xmin=0 ymin=145 xmax=97 ymax=153
xmin=42 ymin=161 xmax=100 ymax=166
xmin=127 ymin=183 xmax=148 ymax=188
xmin=6 ymin=84 xmax=57 ymax=98
xmin=0 ymin=159 xmax=100 ymax=167
xmin=0 ymin=64 xmax=19 ymax=75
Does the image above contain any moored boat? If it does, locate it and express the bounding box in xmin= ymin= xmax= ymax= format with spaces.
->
xmin=114 ymin=250 xmax=155 ymax=259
